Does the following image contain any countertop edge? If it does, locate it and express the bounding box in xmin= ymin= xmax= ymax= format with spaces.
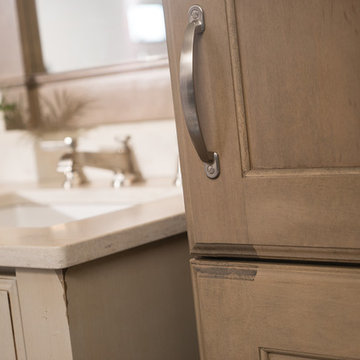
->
xmin=0 ymin=195 xmax=187 ymax=270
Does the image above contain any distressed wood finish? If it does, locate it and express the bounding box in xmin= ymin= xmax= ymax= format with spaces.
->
xmin=191 ymin=259 xmax=360 ymax=360
xmin=163 ymin=0 xmax=360 ymax=261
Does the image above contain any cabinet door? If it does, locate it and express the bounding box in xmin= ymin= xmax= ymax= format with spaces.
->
xmin=0 ymin=277 xmax=26 ymax=360
xmin=163 ymin=0 xmax=360 ymax=261
xmin=0 ymin=290 xmax=17 ymax=360
xmin=191 ymin=259 xmax=360 ymax=360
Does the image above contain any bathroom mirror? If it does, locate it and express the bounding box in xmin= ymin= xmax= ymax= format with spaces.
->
xmin=0 ymin=0 xmax=173 ymax=130
xmin=35 ymin=0 xmax=167 ymax=74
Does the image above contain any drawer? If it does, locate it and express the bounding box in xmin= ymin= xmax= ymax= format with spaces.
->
xmin=191 ymin=259 xmax=360 ymax=360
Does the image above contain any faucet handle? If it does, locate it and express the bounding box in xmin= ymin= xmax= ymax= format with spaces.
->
xmin=56 ymin=152 xmax=89 ymax=189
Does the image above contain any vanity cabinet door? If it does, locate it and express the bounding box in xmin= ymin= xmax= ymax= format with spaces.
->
xmin=0 ymin=277 xmax=26 ymax=360
xmin=191 ymin=259 xmax=360 ymax=360
xmin=163 ymin=0 xmax=360 ymax=261
xmin=0 ymin=290 xmax=17 ymax=360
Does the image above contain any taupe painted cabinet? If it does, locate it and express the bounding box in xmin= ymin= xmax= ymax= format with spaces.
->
xmin=163 ymin=0 xmax=360 ymax=359
xmin=0 ymin=235 xmax=199 ymax=360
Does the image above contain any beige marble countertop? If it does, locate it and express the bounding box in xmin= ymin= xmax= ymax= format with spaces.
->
xmin=0 ymin=181 xmax=186 ymax=269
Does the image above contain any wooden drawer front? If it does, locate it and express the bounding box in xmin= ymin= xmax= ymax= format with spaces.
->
xmin=191 ymin=259 xmax=360 ymax=360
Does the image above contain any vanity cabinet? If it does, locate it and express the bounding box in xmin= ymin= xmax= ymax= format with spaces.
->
xmin=0 ymin=234 xmax=199 ymax=360
xmin=163 ymin=0 xmax=360 ymax=359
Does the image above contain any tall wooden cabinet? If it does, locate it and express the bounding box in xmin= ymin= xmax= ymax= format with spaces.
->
xmin=163 ymin=0 xmax=360 ymax=358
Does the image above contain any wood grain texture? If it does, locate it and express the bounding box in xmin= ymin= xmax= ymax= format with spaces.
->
xmin=163 ymin=0 xmax=248 ymax=251
xmin=235 ymin=0 xmax=360 ymax=170
xmin=191 ymin=259 xmax=360 ymax=360
xmin=164 ymin=0 xmax=360 ymax=261
xmin=244 ymin=175 xmax=359 ymax=248
xmin=65 ymin=234 xmax=199 ymax=360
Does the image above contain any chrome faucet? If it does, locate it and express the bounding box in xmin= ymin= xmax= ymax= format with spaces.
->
xmin=56 ymin=136 xmax=143 ymax=189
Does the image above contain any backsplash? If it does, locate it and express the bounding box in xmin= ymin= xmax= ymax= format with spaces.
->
xmin=0 ymin=117 xmax=179 ymax=184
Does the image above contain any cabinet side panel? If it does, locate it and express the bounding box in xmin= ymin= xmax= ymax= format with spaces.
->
xmin=65 ymin=235 xmax=199 ymax=360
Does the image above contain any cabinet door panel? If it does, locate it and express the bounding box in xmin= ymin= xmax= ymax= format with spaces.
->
xmin=191 ymin=259 xmax=360 ymax=360
xmin=0 ymin=278 xmax=26 ymax=360
xmin=163 ymin=0 xmax=360 ymax=261
xmin=236 ymin=0 xmax=360 ymax=170
xmin=0 ymin=291 xmax=17 ymax=360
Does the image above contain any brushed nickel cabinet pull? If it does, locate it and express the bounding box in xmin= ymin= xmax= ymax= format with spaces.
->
xmin=179 ymin=5 xmax=220 ymax=179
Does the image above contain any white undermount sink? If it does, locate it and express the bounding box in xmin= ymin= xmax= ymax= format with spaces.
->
xmin=0 ymin=185 xmax=181 ymax=228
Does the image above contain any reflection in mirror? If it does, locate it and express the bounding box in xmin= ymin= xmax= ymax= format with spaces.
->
xmin=0 ymin=0 xmax=173 ymax=132
xmin=0 ymin=0 xmax=177 ymax=187
xmin=35 ymin=0 xmax=167 ymax=73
